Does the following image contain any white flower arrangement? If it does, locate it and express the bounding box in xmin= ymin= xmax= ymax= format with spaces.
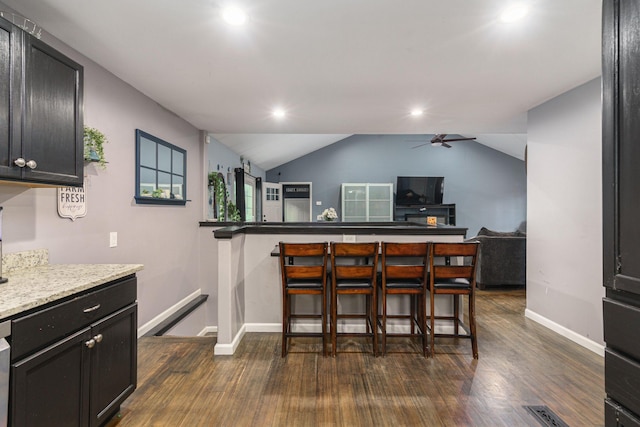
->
xmin=322 ymin=207 xmax=338 ymax=221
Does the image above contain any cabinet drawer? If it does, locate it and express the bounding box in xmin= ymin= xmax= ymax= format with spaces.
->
xmin=606 ymin=348 xmax=640 ymax=418
xmin=11 ymin=276 xmax=136 ymax=361
xmin=604 ymin=298 xmax=640 ymax=360
xmin=606 ymin=398 xmax=640 ymax=427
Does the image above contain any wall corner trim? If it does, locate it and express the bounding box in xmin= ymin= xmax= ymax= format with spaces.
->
xmin=214 ymin=324 xmax=246 ymax=355
xmin=524 ymin=308 xmax=605 ymax=357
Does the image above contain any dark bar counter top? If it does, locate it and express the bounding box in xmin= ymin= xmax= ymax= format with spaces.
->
xmin=199 ymin=221 xmax=468 ymax=239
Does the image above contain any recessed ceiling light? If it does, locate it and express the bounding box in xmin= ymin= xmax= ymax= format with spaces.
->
xmin=410 ymin=109 xmax=424 ymax=117
xmin=500 ymin=4 xmax=529 ymax=23
xmin=222 ymin=6 xmax=247 ymax=26
xmin=272 ymin=108 xmax=286 ymax=119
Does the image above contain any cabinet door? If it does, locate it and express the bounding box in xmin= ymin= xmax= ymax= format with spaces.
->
xmin=367 ymin=184 xmax=393 ymax=222
xmin=0 ymin=17 xmax=21 ymax=180
xmin=90 ymin=304 xmax=137 ymax=427
xmin=11 ymin=328 xmax=92 ymax=427
xmin=342 ymin=184 xmax=367 ymax=222
xmin=23 ymin=35 xmax=83 ymax=186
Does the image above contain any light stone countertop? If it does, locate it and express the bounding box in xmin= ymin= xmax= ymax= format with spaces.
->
xmin=0 ymin=263 xmax=144 ymax=320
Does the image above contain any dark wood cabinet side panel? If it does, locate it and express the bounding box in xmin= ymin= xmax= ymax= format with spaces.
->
xmin=604 ymin=298 xmax=640 ymax=360
xmin=0 ymin=18 xmax=22 ymax=180
xmin=602 ymin=0 xmax=618 ymax=289
xmin=0 ymin=24 xmax=10 ymax=167
xmin=606 ymin=398 xmax=640 ymax=427
xmin=606 ymin=349 xmax=640 ymax=419
xmin=10 ymin=328 xmax=92 ymax=427
xmin=618 ymin=0 xmax=640 ymax=283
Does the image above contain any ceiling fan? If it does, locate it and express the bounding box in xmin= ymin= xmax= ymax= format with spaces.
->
xmin=412 ymin=134 xmax=477 ymax=149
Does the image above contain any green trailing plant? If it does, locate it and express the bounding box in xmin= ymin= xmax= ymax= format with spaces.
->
xmin=209 ymin=172 xmax=227 ymax=221
xmin=226 ymin=201 xmax=241 ymax=222
xmin=207 ymin=171 xmax=242 ymax=222
xmin=83 ymin=126 xmax=108 ymax=168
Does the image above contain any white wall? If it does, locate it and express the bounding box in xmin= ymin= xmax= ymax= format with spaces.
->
xmin=0 ymin=20 xmax=210 ymax=332
xmin=526 ymin=78 xmax=605 ymax=351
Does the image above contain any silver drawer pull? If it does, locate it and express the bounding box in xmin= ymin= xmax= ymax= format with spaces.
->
xmin=14 ymin=158 xmax=26 ymax=167
xmin=93 ymin=334 xmax=103 ymax=343
xmin=83 ymin=304 xmax=101 ymax=313
xmin=85 ymin=338 xmax=96 ymax=349
xmin=26 ymin=159 xmax=37 ymax=169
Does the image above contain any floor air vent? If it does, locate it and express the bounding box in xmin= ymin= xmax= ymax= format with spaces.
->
xmin=523 ymin=405 xmax=569 ymax=427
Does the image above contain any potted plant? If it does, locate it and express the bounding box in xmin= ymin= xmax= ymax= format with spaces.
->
xmin=84 ymin=126 xmax=108 ymax=168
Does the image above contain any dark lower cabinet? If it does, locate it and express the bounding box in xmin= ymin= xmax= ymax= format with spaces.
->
xmin=9 ymin=276 xmax=138 ymax=427
xmin=606 ymin=399 xmax=640 ymax=427
xmin=11 ymin=328 xmax=92 ymax=426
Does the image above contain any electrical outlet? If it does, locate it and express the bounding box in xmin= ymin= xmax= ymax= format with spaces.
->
xmin=343 ymin=234 xmax=356 ymax=242
xmin=316 ymin=214 xmax=323 ymax=221
xmin=109 ymin=232 xmax=118 ymax=248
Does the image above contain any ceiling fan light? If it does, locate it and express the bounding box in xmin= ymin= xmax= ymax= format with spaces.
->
xmin=431 ymin=141 xmax=442 ymax=147
xmin=500 ymin=4 xmax=528 ymax=23
xmin=222 ymin=6 xmax=247 ymax=26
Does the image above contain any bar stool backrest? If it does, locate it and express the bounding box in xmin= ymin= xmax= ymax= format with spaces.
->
xmin=331 ymin=242 xmax=379 ymax=281
xmin=430 ymin=242 xmax=479 ymax=284
xmin=279 ymin=242 xmax=328 ymax=283
xmin=382 ymin=242 xmax=429 ymax=281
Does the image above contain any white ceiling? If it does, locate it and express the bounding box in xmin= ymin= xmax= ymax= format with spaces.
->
xmin=1 ymin=0 xmax=601 ymax=169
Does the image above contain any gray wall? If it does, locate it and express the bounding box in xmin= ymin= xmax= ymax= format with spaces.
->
xmin=526 ymin=77 xmax=604 ymax=349
xmin=266 ymin=134 xmax=526 ymax=237
xmin=0 ymin=17 xmax=208 ymax=332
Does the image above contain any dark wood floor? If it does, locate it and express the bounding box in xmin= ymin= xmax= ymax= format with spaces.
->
xmin=111 ymin=289 xmax=604 ymax=426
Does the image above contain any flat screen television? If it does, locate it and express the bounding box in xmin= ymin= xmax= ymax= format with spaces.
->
xmin=396 ymin=176 xmax=444 ymax=206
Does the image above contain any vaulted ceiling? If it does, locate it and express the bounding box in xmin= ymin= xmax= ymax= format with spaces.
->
xmin=1 ymin=0 xmax=601 ymax=169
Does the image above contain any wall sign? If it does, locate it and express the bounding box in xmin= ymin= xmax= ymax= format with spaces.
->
xmin=282 ymin=184 xmax=310 ymax=199
xmin=57 ymin=186 xmax=87 ymax=221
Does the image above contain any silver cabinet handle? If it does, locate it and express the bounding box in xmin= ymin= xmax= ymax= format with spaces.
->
xmin=83 ymin=304 xmax=101 ymax=313
xmin=85 ymin=338 xmax=96 ymax=349
xmin=14 ymin=158 xmax=26 ymax=167
xmin=93 ymin=334 xmax=103 ymax=343
xmin=26 ymin=159 xmax=37 ymax=169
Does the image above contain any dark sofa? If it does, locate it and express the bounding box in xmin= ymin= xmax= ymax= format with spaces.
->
xmin=466 ymin=227 xmax=526 ymax=289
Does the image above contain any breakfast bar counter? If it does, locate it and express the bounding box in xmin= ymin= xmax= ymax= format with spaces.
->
xmin=209 ymin=222 xmax=467 ymax=355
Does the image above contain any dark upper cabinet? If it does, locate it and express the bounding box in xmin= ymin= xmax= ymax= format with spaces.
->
xmin=603 ymin=0 xmax=640 ymax=294
xmin=0 ymin=15 xmax=83 ymax=187
xmin=603 ymin=0 xmax=640 ymax=424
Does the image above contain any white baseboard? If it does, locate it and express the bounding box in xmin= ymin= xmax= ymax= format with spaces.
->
xmin=214 ymin=324 xmax=246 ymax=355
xmin=524 ymin=308 xmax=605 ymax=357
xmin=198 ymin=326 xmax=217 ymax=337
xmin=137 ymin=289 xmax=202 ymax=338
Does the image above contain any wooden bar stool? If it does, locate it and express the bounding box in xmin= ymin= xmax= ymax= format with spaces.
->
xmin=330 ymin=242 xmax=379 ymax=356
xmin=279 ymin=242 xmax=329 ymax=357
xmin=428 ymin=241 xmax=480 ymax=359
xmin=379 ymin=242 xmax=430 ymax=357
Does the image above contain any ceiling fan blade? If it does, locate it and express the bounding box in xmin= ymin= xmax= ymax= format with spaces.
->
xmin=442 ymin=142 xmax=452 ymax=148
xmin=411 ymin=142 xmax=429 ymax=149
xmin=441 ymin=137 xmax=477 ymax=142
